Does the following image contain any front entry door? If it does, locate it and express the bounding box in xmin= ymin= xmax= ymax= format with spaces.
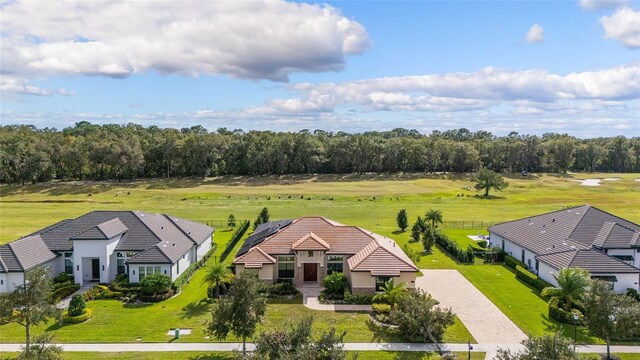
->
xmin=91 ymin=259 xmax=100 ymax=280
xmin=303 ymin=263 xmax=317 ymax=282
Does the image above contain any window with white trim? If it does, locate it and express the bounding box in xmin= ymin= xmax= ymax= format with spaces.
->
xmin=64 ymin=252 xmax=73 ymax=274
xmin=327 ymin=255 xmax=343 ymax=274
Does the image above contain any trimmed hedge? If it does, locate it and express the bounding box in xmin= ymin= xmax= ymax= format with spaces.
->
xmin=372 ymin=303 xmax=391 ymax=314
xmin=83 ymin=284 xmax=122 ymax=301
xmin=264 ymin=281 xmax=299 ymax=296
xmin=139 ymin=288 xmax=175 ymax=302
xmin=219 ymin=220 xmax=250 ymax=262
xmin=62 ymin=308 xmax=92 ymax=324
xmin=173 ymin=242 xmax=217 ymax=289
xmin=50 ymin=284 xmax=81 ymax=302
xmin=515 ymin=265 xmax=553 ymax=291
xmin=548 ymin=300 xmax=584 ymax=325
xmin=53 ymin=272 xmax=74 ymax=284
xmin=435 ymin=232 xmax=474 ymax=263
xmin=52 ymin=280 xmax=74 ymax=291
xmin=505 ymin=255 xmax=527 ymax=270
xmin=343 ymin=289 xmax=374 ymax=304
xmin=627 ymin=288 xmax=640 ymax=302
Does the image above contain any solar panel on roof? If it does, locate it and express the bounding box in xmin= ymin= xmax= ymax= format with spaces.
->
xmin=235 ymin=219 xmax=293 ymax=257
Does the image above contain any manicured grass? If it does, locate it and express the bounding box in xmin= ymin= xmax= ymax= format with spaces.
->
xmin=0 ymin=352 xmax=488 ymax=360
xmin=1 ymin=173 xmax=639 ymax=345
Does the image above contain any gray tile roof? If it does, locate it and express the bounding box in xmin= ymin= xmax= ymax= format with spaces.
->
xmin=70 ymin=218 xmax=128 ymax=240
xmin=0 ymin=235 xmax=58 ymax=272
xmin=593 ymin=222 xmax=640 ymax=249
xmin=489 ymin=205 xmax=640 ymax=254
xmin=4 ymin=211 xmax=213 ymax=268
xmin=127 ymin=246 xmax=171 ymax=264
xmin=537 ymin=249 xmax=640 ymax=274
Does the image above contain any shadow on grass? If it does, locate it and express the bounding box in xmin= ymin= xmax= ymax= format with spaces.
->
xmin=180 ymin=299 xmax=210 ymax=319
xmin=267 ymin=295 xmax=303 ymax=305
xmin=365 ymin=318 xmax=403 ymax=343
xmin=190 ymin=354 xmax=235 ymax=360
xmin=123 ymin=302 xmax=153 ymax=309
xmin=392 ymin=230 xmax=406 ymax=235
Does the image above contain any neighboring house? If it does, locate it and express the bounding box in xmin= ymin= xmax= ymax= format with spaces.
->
xmin=233 ymin=217 xmax=418 ymax=294
xmin=0 ymin=211 xmax=214 ymax=293
xmin=488 ymin=205 xmax=640 ymax=293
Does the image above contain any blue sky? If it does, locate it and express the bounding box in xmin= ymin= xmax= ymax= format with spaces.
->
xmin=1 ymin=0 xmax=638 ymax=137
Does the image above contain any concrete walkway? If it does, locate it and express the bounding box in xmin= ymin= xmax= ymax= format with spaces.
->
xmin=298 ymin=285 xmax=372 ymax=312
xmin=416 ymin=270 xmax=527 ymax=346
xmin=1 ymin=342 xmax=639 ymax=356
xmin=56 ymin=283 xmax=94 ymax=310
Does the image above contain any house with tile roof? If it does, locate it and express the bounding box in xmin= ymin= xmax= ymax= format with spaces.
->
xmin=0 ymin=211 xmax=214 ymax=293
xmin=488 ymin=205 xmax=640 ymax=293
xmin=233 ymin=217 xmax=418 ymax=294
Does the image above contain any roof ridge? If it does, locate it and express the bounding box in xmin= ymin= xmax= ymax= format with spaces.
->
xmin=586 ymin=206 xmax=640 ymax=228
xmin=536 ymin=248 xmax=579 ymax=257
xmin=130 ymin=245 xmax=172 ymax=263
xmin=489 ymin=205 xmax=587 ymax=229
xmin=132 ymin=211 xmax=163 ymax=245
xmin=369 ymin=233 xmax=418 ymax=270
xmin=576 ymin=248 xmax=640 ymax=270
xmin=349 ymin=241 xmax=378 ymax=269
xmin=7 ymin=240 xmax=24 ymax=271
xmin=609 ymin=221 xmax=640 ymax=233
xmin=163 ymin=214 xmax=197 ymax=245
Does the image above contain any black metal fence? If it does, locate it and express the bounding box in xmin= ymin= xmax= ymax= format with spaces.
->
xmin=441 ymin=220 xmax=502 ymax=229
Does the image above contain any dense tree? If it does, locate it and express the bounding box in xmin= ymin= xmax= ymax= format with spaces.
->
xmin=410 ymin=216 xmax=426 ymax=243
xmin=254 ymin=207 xmax=271 ymax=230
xmin=0 ymin=267 xmax=60 ymax=353
xmin=1 ymin=124 xmax=638 ymax=184
xmin=421 ymin=226 xmax=437 ymax=253
xmin=473 ymin=168 xmax=509 ymax=196
xmin=396 ymin=209 xmax=408 ymax=231
xmin=541 ymin=267 xmax=590 ymax=312
xmin=67 ymin=294 xmax=86 ymax=317
xmin=583 ymin=280 xmax=640 ymax=359
xmin=208 ymin=270 xmax=267 ymax=355
xmin=227 ymin=214 xmax=236 ymax=228
xmin=140 ymin=274 xmax=172 ymax=296
xmin=495 ymin=332 xmax=580 ymax=360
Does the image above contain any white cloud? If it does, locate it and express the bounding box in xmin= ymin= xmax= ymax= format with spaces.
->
xmin=0 ymin=0 xmax=370 ymax=82
xmin=579 ymin=0 xmax=628 ymax=11
xmin=526 ymin=24 xmax=545 ymax=43
xmin=600 ymin=7 xmax=640 ymax=49
xmin=0 ymin=76 xmax=74 ymax=97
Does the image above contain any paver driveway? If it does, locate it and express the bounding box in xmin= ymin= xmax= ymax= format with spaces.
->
xmin=416 ymin=269 xmax=527 ymax=345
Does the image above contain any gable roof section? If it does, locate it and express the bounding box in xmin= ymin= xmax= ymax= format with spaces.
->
xmin=165 ymin=216 xmax=213 ymax=245
xmin=133 ymin=212 xmax=196 ymax=263
xmin=569 ymin=206 xmax=640 ymax=247
xmin=0 ymin=235 xmax=58 ymax=272
xmin=537 ymin=249 xmax=640 ymax=274
xmin=127 ymin=246 xmax=171 ymax=264
xmin=593 ymin=222 xmax=640 ymax=249
xmin=70 ymin=218 xmax=128 ymax=240
xmin=348 ymin=232 xmax=419 ymax=276
xmin=233 ymin=247 xmax=276 ymax=268
xmin=236 ymin=219 xmax=294 ymax=257
xmin=292 ymin=232 xmax=330 ymax=251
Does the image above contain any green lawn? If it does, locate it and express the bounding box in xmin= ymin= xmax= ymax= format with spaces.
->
xmin=1 ymin=173 xmax=639 ymax=345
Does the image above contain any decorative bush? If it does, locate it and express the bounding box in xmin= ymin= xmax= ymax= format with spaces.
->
xmin=476 ymin=240 xmax=488 ymax=248
xmin=434 ymin=232 xmax=475 ymax=263
xmin=264 ymin=281 xmax=299 ymax=296
xmin=515 ymin=265 xmax=553 ymax=292
xmin=83 ymin=284 xmax=123 ymax=301
xmin=505 ymin=255 xmax=527 ymax=270
xmin=548 ymin=299 xmax=583 ymax=325
xmin=627 ymin=288 xmax=640 ymax=302
xmin=372 ymin=303 xmax=391 ymax=315
xmin=52 ymin=280 xmax=74 ymax=291
xmin=139 ymin=288 xmax=175 ymax=302
xmin=67 ymin=294 xmax=86 ymax=317
xmin=53 ymin=272 xmax=73 ymax=284
xmin=141 ymin=274 xmax=172 ymax=296
xmin=322 ymin=272 xmax=348 ymax=295
xmin=62 ymin=308 xmax=92 ymax=324
xmin=343 ymin=289 xmax=374 ymax=304
xmin=50 ymin=284 xmax=81 ymax=302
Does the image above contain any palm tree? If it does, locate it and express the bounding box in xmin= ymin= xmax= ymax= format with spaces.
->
xmin=373 ymin=279 xmax=407 ymax=308
xmin=425 ymin=209 xmax=443 ymax=228
xmin=541 ymin=267 xmax=590 ymax=311
xmin=203 ymin=259 xmax=234 ymax=298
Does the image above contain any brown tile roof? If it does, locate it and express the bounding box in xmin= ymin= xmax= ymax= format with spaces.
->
xmin=291 ymin=232 xmax=330 ymax=251
xmin=537 ymin=248 xmax=640 ymax=274
xmin=233 ymin=247 xmax=276 ymax=268
xmin=348 ymin=232 xmax=418 ymax=276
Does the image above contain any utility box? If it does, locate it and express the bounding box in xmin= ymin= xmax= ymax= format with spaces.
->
xmin=175 ymin=328 xmax=180 ymax=339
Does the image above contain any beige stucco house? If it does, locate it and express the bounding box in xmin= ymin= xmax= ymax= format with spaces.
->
xmin=233 ymin=217 xmax=418 ymax=294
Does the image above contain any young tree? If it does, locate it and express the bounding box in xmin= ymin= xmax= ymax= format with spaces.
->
xmin=254 ymin=316 xmax=352 ymax=360
xmin=373 ymin=278 xmax=407 ymax=308
xmin=253 ymin=207 xmax=271 ymax=230
xmin=396 ymin=209 xmax=408 ymax=231
xmin=583 ymin=280 xmax=640 ymax=360
xmin=17 ymin=333 xmax=63 ymax=360
xmin=495 ymin=332 xmax=579 ymax=360
xmin=208 ymin=270 xmax=267 ymax=355
xmin=425 ymin=209 xmax=443 ymax=228
xmin=421 ymin=226 xmax=437 ymax=253
xmin=0 ymin=267 xmax=60 ymax=353
xmin=203 ymin=259 xmax=234 ymax=298
xmin=410 ymin=216 xmax=426 ymax=243
xmin=227 ymin=214 xmax=236 ymax=228
xmin=140 ymin=274 xmax=172 ymax=296
xmin=389 ymin=289 xmax=454 ymax=354
xmin=473 ymin=168 xmax=509 ymax=196
xmin=403 ymin=244 xmax=422 ymax=265
xmin=67 ymin=294 xmax=86 ymax=317
xmin=541 ymin=267 xmax=590 ymax=311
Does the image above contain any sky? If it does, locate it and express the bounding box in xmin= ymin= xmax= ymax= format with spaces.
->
xmin=1 ymin=0 xmax=639 ymax=137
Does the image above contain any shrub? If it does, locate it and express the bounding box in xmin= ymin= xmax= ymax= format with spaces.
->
xmin=322 ymin=272 xmax=348 ymax=295
xmin=83 ymin=284 xmax=123 ymax=301
xmin=67 ymin=294 xmax=86 ymax=317
xmin=173 ymin=243 xmax=217 ymax=289
xmin=372 ymin=303 xmax=391 ymax=315
xmin=62 ymin=308 xmax=92 ymax=324
xmin=515 ymin=265 xmax=553 ymax=292
xmin=476 ymin=240 xmax=488 ymax=248
xmin=265 ymin=281 xmax=299 ymax=296
xmin=548 ymin=300 xmax=584 ymax=325
xmin=495 ymin=247 xmax=506 ymax=262
xmin=505 ymin=255 xmax=527 ymax=270
xmin=53 ymin=272 xmax=73 ymax=284
xmin=139 ymin=288 xmax=175 ymax=302
xmin=52 ymin=280 xmax=74 ymax=291
xmin=434 ymin=232 xmax=474 ymax=263
xmin=50 ymin=284 xmax=81 ymax=302
xmin=207 ymin=284 xmax=231 ymax=298
xmin=627 ymin=288 xmax=640 ymax=302
xmin=219 ymin=220 xmax=250 ymax=262
xmin=343 ymin=289 xmax=374 ymax=304
xmin=141 ymin=274 xmax=172 ymax=295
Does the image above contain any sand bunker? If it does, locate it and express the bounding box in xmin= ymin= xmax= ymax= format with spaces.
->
xmin=574 ymin=178 xmax=620 ymax=186
xmin=635 ymin=179 xmax=640 ymax=182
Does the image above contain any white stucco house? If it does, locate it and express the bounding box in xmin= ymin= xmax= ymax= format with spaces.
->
xmin=0 ymin=211 xmax=214 ymax=293
xmin=233 ymin=217 xmax=418 ymax=294
xmin=489 ymin=205 xmax=640 ymax=293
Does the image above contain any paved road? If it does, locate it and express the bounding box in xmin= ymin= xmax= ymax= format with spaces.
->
xmin=415 ymin=269 xmax=528 ymax=358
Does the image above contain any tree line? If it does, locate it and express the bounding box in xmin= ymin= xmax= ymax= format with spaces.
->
xmin=2 ymin=122 xmax=639 ymax=185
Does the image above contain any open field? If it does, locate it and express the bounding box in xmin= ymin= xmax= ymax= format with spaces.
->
xmin=1 ymin=173 xmax=639 ymax=345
